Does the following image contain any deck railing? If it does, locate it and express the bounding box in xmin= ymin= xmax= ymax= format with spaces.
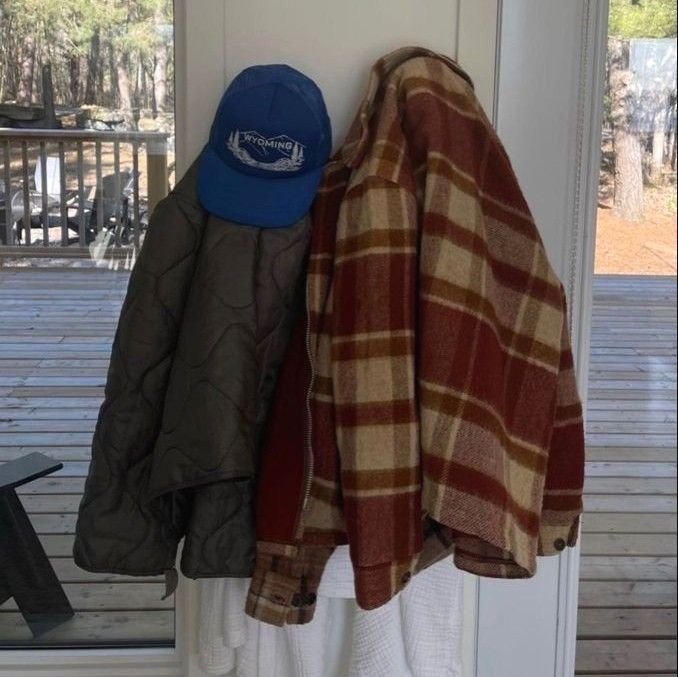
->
xmin=0 ymin=128 xmax=169 ymax=256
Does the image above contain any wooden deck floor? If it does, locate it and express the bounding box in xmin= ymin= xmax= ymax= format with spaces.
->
xmin=0 ymin=268 xmax=676 ymax=661
xmin=576 ymin=275 xmax=677 ymax=676
xmin=0 ymin=266 xmax=173 ymax=648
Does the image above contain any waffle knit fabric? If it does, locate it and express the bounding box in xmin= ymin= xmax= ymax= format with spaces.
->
xmin=199 ymin=549 xmax=463 ymax=677
xmin=246 ymin=47 xmax=585 ymax=627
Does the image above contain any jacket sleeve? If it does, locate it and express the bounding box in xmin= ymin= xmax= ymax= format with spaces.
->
xmin=538 ymin=299 xmax=586 ymax=555
xmin=478 ymin=124 xmax=586 ymax=558
xmin=73 ymin=160 xmax=207 ymax=576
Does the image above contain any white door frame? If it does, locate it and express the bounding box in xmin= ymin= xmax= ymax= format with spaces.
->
xmin=556 ymin=3 xmax=610 ymax=674
xmin=470 ymin=2 xmax=608 ymax=676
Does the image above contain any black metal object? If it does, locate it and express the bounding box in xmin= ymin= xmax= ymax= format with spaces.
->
xmin=0 ymin=65 xmax=62 ymax=130
xmin=0 ymin=452 xmax=74 ymax=638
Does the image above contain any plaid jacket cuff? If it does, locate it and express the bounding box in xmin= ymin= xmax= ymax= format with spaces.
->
xmin=353 ymin=556 xmax=420 ymax=610
xmin=538 ymin=513 xmax=581 ymax=556
xmin=245 ymin=541 xmax=334 ymax=626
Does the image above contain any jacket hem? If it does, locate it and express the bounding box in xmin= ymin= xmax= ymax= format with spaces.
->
xmin=72 ymin=560 xmax=173 ymax=578
xmin=426 ymin=484 xmax=539 ymax=577
xmin=182 ymin=569 xmax=254 ymax=579
xmin=144 ymin=467 xmax=254 ymax=503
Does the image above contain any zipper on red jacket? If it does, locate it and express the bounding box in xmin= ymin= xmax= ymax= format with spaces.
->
xmin=301 ymin=280 xmax=315 ymax=512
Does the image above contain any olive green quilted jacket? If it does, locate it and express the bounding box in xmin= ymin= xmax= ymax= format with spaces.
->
xmin=73 ymin=158 xmax=309 ymax=582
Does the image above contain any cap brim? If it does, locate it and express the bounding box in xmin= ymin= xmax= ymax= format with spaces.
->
xmin=197 ymin=146 xmax=322 ymax=228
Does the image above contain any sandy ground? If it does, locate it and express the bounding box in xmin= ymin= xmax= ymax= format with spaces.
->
xmin=595 ymin=185 xmax=677 ymax=275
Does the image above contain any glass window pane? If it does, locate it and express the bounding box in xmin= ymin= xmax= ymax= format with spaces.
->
xmin=576 ymin=1 xmax=676 ymax=673
xmin=0 ymin=0 xmax=176 ymax=649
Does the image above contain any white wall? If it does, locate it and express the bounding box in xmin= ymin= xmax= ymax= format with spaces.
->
xmin=176 ymin=0 xmax=507 ymax=172
xmin=176 ymin=0 xmax=466 ymax=168
xmin=222 ymin=1 xmax=460 ymax=150
xmin=474 ymin=3 xmax=605 ymax=676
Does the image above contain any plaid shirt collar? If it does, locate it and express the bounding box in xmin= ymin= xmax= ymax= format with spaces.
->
xmin=340 ymin=47 xmax=474 ymax=168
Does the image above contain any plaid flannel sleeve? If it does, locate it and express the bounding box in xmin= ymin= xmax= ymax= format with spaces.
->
xmin=538 ymin=301 xmax=586 ymax=556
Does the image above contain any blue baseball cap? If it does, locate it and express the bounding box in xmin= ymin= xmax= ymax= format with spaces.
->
xmin=198 ymin=64 xmax=332 ymax=228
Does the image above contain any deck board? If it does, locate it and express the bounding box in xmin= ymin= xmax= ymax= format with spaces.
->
xmin=576 ymin=639 xmax=677 ymax=673
xmin=0 ymin=611 xmax=174 ymax=646
xmin=0 ymin=265 xmax=174 ymax=649
xmin=576 ymin=275 xmax=677 ymax=676
xmin=1 ymin=269 xmax=675 ymax=659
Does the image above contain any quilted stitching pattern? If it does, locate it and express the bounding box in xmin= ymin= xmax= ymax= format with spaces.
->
xmin=74 ymin=159 xmax=310 ymax=579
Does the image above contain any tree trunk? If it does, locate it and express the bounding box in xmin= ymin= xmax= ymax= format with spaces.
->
xmin=609 ymin=37 xmax=644 ymax=222
xmin=69 ymin=55 xmax=80 ymax=105
xmin=614 ymin=127 xmax=644 ymax=220
xmin=107 ymin=34 xmax=119 ymax=109
xmin=141 ymin=56 xmax=150 ymax=111
xmin=116 ymin=58 xmax=132 ymax=114
xmin=85 ymin=30 xmax=100 ymax=105
xmin=115 ymin=48 xmax=134 ymax=127
xmin=153 ymin=5 xmax=168 ymax=115
xmin=17 ymin=35 xmax=36 ymax=104
xmin=0 ymin=20 xmax=10 ymax=101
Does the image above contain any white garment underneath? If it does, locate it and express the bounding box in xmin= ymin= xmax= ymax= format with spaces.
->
xmin=198 ymin=547 xmax=464 ymax=677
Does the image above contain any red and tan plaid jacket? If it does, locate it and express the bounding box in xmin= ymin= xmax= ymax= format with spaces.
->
xmin=246 ymin=47 xmax=585 ymax=627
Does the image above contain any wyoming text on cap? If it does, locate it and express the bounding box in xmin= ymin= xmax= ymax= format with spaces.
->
xmin=198 ymin=64 xmax=332 ymax=228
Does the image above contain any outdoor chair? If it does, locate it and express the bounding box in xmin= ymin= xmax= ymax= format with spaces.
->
xmin=0 ymin=184 xmax=9 ymax=245
xmin=13 ymin=165 xmax=140 ymax=245
xmin=0 ymin=453 xmax=74 ymax=638
xmin=59 ymin=169 xmax=140 ymax=245
xmin=84 ymin=169 xmax=139 ymax=244
xmin=12 ymin=191 xmax=65 ymax=241
xmin=12 ymin=156 xmax=76 ymax=243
